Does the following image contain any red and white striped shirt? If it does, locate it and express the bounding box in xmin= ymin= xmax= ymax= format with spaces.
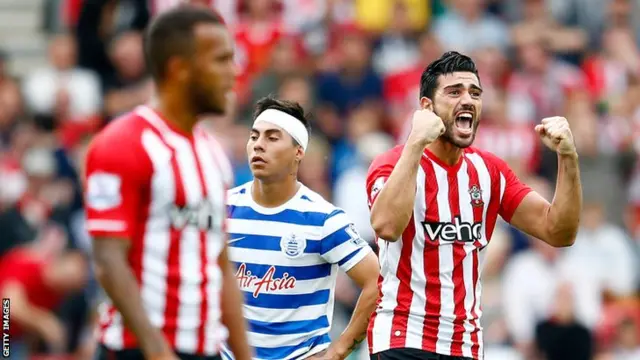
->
xmin=365 ymin=146 xmax=531 ymax=360
xmin=84 ymin=106 xmax=233 ymax=355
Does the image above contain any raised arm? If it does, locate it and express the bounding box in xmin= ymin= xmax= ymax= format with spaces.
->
xmin=507 ymin=117 xmax=582 ymax=247
xmin=369 ymin=109 xmax=444 ymax=241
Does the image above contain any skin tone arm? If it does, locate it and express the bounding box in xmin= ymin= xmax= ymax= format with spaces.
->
xmin=92 ymin=238 xmax=177 ymax=360
xmin=322 ymin=253 xmax=380 ymax=360
xmin=219 ymin=243 xmax=253 ymax=360
xmin=2 ymin=282 xmax=66 ymax=352
xmin=370 ymin=109 xmax=445 ymax=241
xmin=509 ymin=117 xmax=582 ymax=247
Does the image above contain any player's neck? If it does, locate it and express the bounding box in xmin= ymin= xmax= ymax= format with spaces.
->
xmin=155 ymin=91 xmax=199 ymax=135
xmin=252 ymin=177 xmax=300 ymax=208
xmin=427 ymin=139 xmax=464 ymax=166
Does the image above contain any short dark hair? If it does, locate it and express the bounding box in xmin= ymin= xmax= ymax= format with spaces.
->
xmin=419 ymin=51 xmax=480 ymax=100
xmin=144 ymin=6 xmax=224 ymax=82
xmin=253 ymin=97 xmax=311 ymax=144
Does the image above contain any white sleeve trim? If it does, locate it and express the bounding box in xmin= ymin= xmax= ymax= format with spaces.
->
xmin=340 ymin=246 xmax=372 ymax=272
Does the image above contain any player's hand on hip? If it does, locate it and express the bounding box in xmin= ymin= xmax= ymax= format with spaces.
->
xmin=407 ymin=109 xmax=445 ymax=147
xmin=534 ymin=116 xmax=577 ymax=157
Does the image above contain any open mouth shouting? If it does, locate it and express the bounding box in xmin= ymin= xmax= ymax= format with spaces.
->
xmin=454 ymin=111 xmax=474 ymax=136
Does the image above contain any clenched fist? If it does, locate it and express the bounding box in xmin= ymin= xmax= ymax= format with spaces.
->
xmin=535 ymin=116 xmax=577 ymax=157
xmin=407 ymin=109 xmax=445 ymax=147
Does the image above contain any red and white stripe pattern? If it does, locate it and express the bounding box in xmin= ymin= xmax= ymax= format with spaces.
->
xmin=366 ymin=147 xmax=529 ymax=360
xmin=88 ymin=106 xmax=232 ymax=355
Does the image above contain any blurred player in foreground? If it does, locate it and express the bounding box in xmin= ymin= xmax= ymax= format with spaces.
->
xmin=83 ymin=7 xmax=251 ymax=360
xmin=222 ymin=97 xmax=380 ymax=360
xmin=366 ymin=52 xmax=582 ymax=360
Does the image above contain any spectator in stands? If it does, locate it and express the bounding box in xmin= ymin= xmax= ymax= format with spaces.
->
xmin=277 ymin=74 xmax=314 ymax=111
xmin=331 ymin=101 xmax=383 ymax=182
xmin=611 ymin=317 xmax=640 ymax=360
xmin=102 ymin=31 xmax=151 ymax=119
xmin=281 ymin=0 xmax=328 ymax=35
xmin=479 ymin=224 xmax=518 ymax=359
xmin=354 ymin=0 xmax=428 ymax=34
xmin=315 ymin=24 xmax=382 ymax=140
xmin=246 ymin=37 xmax=303 ymax=117
xmin=473 ymin=91 xmax=540 ymax=177
xmin=371 ymin=1 xmax=419 ymax=76
xmin=510 ymin=0 xmax=587 ymax=62
xmin=583 ymin=25 xmax=640 ymax=104
xmin=23 ymin=33 xmax=101 ymax=120
xmin=432 ymin=0 xmax=509 ymax=54
xmin=0 ymin=249 xmax=88 ymax=357
xmin=297 ymin=135 xmax=331 ymax=200
xmin=75 ymin=0 xmax=149 ymax=80
xmin=507 ymin=32 xmax=585 ymax=125
xmin=385 ymin=31 xmax=441 ymax=140
xmin=234 ymin=0 xmax=284 ymax=99
xmin=0 ymin=146 xmax=74 ymax=257
xmin=22 ymin=33 xmax=103 ymax=150
xmin=502 ymin=227 xmax=606 ymax=357
xmin=0 ymin=54 xmax=23 ymax=150
xmin=565 ymin=90 xmax=635 ymax=224
xmin=334 ymin=132 xmax=393 ymax=244
xmin=534 ymin=283 xmax=594 ymax=360
xmin=567 ymin=201 xmax=639 ymax=298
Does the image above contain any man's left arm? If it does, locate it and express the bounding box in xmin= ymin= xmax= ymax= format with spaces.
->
xmin=219 ymin=242 xmax=253 ymax=360
xmin=315 ymin=210 xmax=380 ymax=359
xmin=504 ymin=116 xmax=582 ymax=247
xmin=325 ymin=253 xmax=379 ymax=359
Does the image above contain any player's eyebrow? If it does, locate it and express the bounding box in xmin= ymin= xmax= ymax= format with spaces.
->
xmin=470 ymin=84 xmax=483 ymax=93
xmin=444 ymin=83 xmax=483 ymax=93
xmin=250 ymin=128 xmax=282 ymax=135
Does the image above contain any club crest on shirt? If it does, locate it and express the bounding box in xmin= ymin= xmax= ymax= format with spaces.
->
xmin=469 ymin=185 xmax=484 ymax=207
xmin=346 ymin=223 xmax=365 ymax=247
xmin=86 ymin=172 xmax=122 ymax=211
xmin=280 ymin=233 xmax=307 ymax=258
xmin=370 ymin=177 xmax=386 ymax=200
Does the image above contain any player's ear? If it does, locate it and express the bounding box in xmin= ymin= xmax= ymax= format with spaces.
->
xmin=420 ymin=97 xmax=434 ymax=112
xmin=295 ymin=146 xmax=304 ymax=163
xmin=167 ymin=56 xmax=190 ymax=82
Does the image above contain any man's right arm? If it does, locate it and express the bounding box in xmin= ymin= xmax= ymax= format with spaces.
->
xmin=83 ymin=131 xmax=176 ymax=360
xmin=368 ymin=141 xmax=425 ymax=241
xmin=369 ymin=109 xmax=444 ymax=241
xmin=92 ymin=237 xmax=174 ymax=358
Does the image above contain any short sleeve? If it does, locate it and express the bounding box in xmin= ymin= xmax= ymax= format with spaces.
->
xmin=83 ymin=133 xmax=151 ymax=240
xmin=320 ymin=209 xmax=372 ymax=272
xmin=365 ymin=147 xmax=402 ymax=208
xmin=495 ymin=159 xmax=532 ymax=223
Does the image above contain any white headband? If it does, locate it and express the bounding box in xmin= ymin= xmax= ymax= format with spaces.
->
xmin=254 ymin=109 xmax=309 ymax=151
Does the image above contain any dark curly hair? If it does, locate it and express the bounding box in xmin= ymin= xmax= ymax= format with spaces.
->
xmin=419 ymin=51 xmax=480 ymax=100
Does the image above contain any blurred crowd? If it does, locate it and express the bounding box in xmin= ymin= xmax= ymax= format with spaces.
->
xmin=1 ymin=0 xmax=640 ymax=359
